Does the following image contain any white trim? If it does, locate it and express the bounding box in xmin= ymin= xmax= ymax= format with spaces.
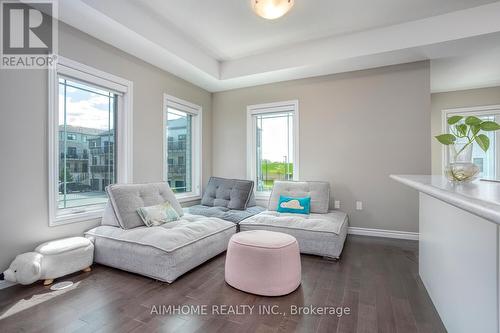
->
xmin=348 ymin=227 xmax=419 ymax=241
xmin=164 ymin=94 xmax=202 ymax=114
xmin=442 ymin=105 xmax=500 ymax=114
xmin=247 ymin=100 xmax=299 ymax=197
xmin=176 ymin=194 xmax=202 ymax=203
xmin=163 ymin=94 xmax=202 ymax=199
xmin=441 ymin=105 xmax=500 ymax=174
xmin=56 ymin=56 xmax=131 ymax=93
xmin=48 ymin=57 xmax=133 ymax=226
xmin=247 ymin=100 xmax=298 ymax=114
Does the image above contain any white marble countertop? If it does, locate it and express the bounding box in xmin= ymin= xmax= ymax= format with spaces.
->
xmin=390 ymin=175 xmax=500 ymax=224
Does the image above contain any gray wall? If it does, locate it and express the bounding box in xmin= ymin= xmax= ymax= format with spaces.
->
xmin=431 ymin=86 xmax=500 ymax=175
xmin=212 ymin=62 xmax=431 ymax=232
xmin=0 ymin=23 xmax=432 ymax=272
xmin=0 ymin=23 xmax=212 ymax=271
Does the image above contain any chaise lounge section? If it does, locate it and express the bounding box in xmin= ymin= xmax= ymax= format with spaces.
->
xmin=239 ymin=181 xmax=348 ymax=259
xmin=85 ymin=182 xmax=236 ymax=283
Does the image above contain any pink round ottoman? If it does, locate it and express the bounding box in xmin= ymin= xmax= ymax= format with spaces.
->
xmin=225 ymin=230 xmax=301 ymax=296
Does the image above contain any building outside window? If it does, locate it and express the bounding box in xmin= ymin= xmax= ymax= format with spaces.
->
xmin=247 ymin=100 xmax=299 ymax=196
xmin=58 ymin=78 xmax=117 ymax=209
xmin=166 ymin=109 xmax=192 ymax=193
xmin=163 ymin=95 xmax=201 ymax=200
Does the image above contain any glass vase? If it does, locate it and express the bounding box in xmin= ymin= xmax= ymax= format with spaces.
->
xmin=444 ymin=144 xmax=479 ymax=183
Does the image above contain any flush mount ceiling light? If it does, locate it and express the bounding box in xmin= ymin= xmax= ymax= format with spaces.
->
xmin=252 ymin=0 xmax=294 ymax=20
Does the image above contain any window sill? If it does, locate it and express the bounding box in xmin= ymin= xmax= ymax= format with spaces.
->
xmin=176 ymin=193 xmax=202 ymax=203
xmin=50 ymin=195 xmax=201 ymax=226
xmin=50 ymin=208 xmax=104 ymax=227
xmin=255 ymin=192 xmax=271 ymax=200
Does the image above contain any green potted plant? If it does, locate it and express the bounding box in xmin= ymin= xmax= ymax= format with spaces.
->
xmin=436 ymin=115 xmax=500 ymax=182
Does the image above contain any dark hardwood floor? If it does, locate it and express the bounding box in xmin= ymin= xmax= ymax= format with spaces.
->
xmin=0 ymin=235 xmax=446 ymax=333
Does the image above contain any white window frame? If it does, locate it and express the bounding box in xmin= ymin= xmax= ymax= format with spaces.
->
xmin=163 ymin=94 xmax=202 ymax=202
xmin=48 ymin=56 xmax=133 ymax=226
xmin=247 ymin=100 xmax=300 ymax=198
xmin=441 ymin=105 xmax=500 ymax=178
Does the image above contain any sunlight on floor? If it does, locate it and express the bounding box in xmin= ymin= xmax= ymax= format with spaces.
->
xmin=0 ymin=281 xmax=81 ymax=320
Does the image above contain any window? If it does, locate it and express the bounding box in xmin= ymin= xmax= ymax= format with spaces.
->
xmin=66 ymin=147 xmax=77 ymax=158
xmin=49 ymin=57 xmax=133 ymax=225
xmin=163 ymin=94 xmax=202 ymax=200
xmin=57 ymin=78 xmax=117 ymax=211
xmin=443 ymin=105 xmax=500 ymax=180
xmin=247 ymin=100 xmax=299 ymax=196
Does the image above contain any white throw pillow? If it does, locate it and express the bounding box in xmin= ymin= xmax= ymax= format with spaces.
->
xmin=137 ymin=201 xmax=180 ymax=227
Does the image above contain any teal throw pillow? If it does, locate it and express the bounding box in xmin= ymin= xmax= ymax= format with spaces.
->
xmin=277 ymin=195 xmax=311 ymax=214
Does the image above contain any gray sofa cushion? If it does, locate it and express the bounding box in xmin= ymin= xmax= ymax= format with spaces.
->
xmin=240 ymin=210 xmax=347 ymax=234
xmin=88 ymin=214 xmax=233 ymax=253
xmin=239 ymin=210 xmax=348 ymax=258
xmin=268 ymin=181 xmax=330 ymax=214
xmin=201 ymin=177 xmax=254 ymax=210
xmin=247 ymin=191 xmax=257 ymax=207
xmin=86 ymin=214 xmax=236 ymax=283
xmin=186 ymin=205 xmax=265 ymax=224
xmin=106 ymin=182 xmax=183 ymax=230
xmin=101 ymin=201 xmax=120 ymax=227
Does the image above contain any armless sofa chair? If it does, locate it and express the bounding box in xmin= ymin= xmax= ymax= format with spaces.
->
xmin=186 ymin=177 xmax=265 ymax=224
xmin=239 ymin=181 xmax=348 ymax=259
xmin=84 ymin=182 xmax=236 ymax=283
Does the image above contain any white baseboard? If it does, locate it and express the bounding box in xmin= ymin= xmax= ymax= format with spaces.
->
xmin=348 ymin=227 xmax=419 ymax=240
xmin=0 ymin=280 xmax=16 ymax=290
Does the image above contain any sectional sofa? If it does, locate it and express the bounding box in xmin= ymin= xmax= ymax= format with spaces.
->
xmin=84 ymin=179 xmax=348 ymax=283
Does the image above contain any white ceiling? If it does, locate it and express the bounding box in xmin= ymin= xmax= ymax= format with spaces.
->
xmin=431 ymin=43 xmax=500 ymax=93
xmin=134 ymin=0 xmax=497 ymax=60
xmin=60 ymin=0 xmax=500 ymax=92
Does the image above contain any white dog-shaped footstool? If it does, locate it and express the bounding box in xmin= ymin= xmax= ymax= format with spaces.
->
xmin=3 ymin=237 xmax=94 ymax=285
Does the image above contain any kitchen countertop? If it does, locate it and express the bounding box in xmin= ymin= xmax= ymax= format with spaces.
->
xmin=390 ymin=175 xmax=500 ymax=224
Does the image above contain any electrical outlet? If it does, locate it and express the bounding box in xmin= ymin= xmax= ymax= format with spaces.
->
xmin=356 ymin=201 xmax=363 ymax=210
xmin=334 ymin=200 xmax=340 ymax=209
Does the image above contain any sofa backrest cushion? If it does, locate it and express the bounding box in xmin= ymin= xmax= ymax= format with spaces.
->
xmin=101 ymin=201 xmax=120 ymax=227
xmin=105 ymin=182 xmax=183 ymax=229
xmin=268 ymin=181 xmax=330 ymax=214
xmin=201 ymin=177 xmax=254 ymax=210
xmin=247 ymin=191 xmax=257 ymax=207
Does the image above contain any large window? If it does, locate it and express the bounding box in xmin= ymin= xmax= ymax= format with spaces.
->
xmin=49 ymin=57 xmax=132 ymax=225
xmin=163 ymin=95 xmax=201 ymax=200
xmin=247 ymin=100 xmax=299 ymax=195
xmin=443 ymin=105 xmax=500 ymax=180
